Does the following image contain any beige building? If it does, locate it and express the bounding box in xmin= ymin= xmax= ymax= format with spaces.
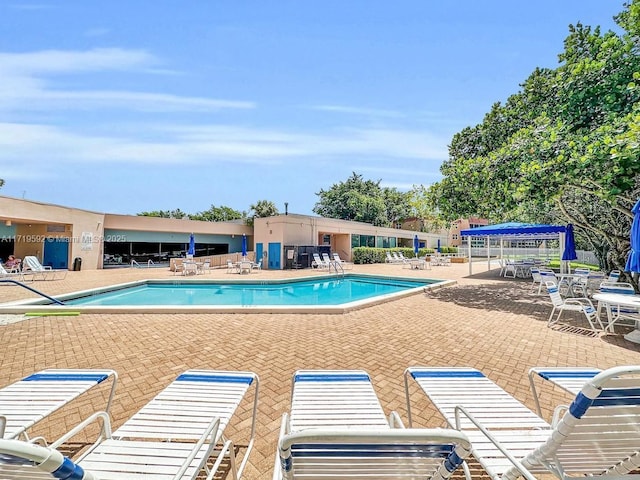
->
xmin=253 ymin=214 xmax=446 ymax=269
xmin=449 ymin=217 xmax=489 ymax=247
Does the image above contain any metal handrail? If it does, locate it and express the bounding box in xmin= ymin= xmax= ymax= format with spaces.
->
xmin=328 ymin=260 xmax=344 ymax=277
xmin=0 ymin=279 xmax=64 ymax=305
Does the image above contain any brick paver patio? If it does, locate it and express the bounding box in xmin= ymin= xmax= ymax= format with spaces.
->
xmin=1 ymin=262 xmax=639 ymax=479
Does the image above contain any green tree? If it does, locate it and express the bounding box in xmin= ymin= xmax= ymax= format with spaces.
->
xmin=246 ymin=200 xmax=279 ymax=226
xmin=189 ymin=205 xmax=243 ymax=222
xmin=137 ymin=209 xmax=187 ymax=219
xmin=433 ymin=1 xmax=640 ymax=276
xmin=313 ymin=172 xmax=411 ymax=227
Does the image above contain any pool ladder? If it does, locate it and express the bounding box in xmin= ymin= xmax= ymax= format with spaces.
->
xmin=328 ymin=260 xmax=344 ymax=277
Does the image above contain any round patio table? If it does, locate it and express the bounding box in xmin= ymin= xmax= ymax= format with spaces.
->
xmin=592 ymin=292 xmax=640 ymax=337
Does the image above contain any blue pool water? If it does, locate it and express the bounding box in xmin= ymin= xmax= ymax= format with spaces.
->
xmin=62 ymin=275 xmax=435 ymax=306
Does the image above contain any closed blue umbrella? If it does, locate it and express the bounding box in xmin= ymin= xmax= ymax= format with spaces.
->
xmin=242 ymin=234 xmax=248 ymax=258
xmin=625 ymin=199 xmax=640 ymax=273
xmin=187 ymin=233 xmax=195 ymax=257
xmin=413 ymin=235 xmax=419 ymax=258
xmin=561 ymin=224 xmax=577 ymax=261
xmin=437 ymin=239 xmax=441 ymax=253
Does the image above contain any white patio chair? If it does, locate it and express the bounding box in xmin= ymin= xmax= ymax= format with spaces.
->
xmin=545 ymin=282 xmax=603 ymax=331
xmin=607 ymin=269 xmax=621 ymax=282
xmin=405 ymin=366 xmax=640 ymax=480
xmin=274 ymin=369 xmax=472 ymax=480
xmin=0 ymin=369 xmax=117 ymax=441
xmin=227 ymin=259 xmax=239 ymax=274
xmin=0 ymin=369 xmax=259 ymax=480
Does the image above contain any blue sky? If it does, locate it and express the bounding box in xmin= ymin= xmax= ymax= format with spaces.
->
xmin=0 ymin=1 xmax=625 ymax=217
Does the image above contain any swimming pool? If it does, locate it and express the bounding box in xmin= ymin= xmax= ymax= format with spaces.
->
xmin=4 ymin=274 xmax=453 ymax=314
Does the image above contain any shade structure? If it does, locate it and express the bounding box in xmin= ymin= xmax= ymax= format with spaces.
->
xmin=242 ymin=234 xmax=248 ymax=258
xmin=413 ymin=235 xmax=419 ymax=257
xmin=437 ymin=238 xmax=441 ymax=253
xmin=187 ymin=233 xmax=195 ymax=256
xmin=625 ymin=200 xmax=640 ymax=273
xmin=561 ymin=224 xmax=577 ymax=261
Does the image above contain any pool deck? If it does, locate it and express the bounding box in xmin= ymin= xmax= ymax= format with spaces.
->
xmin=2 ymin=262 xmax=639 ymax=479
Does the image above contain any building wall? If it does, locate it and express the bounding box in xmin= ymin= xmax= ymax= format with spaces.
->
xmin=0 ymin=196 xmax=105 ymax=270
xmin=449 ymin=217 xmax=489 ymax=246
xmin=254 ymin=214 xmax=447 ymax=268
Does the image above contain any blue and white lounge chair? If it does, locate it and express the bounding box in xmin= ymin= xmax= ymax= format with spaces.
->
xmin=274 ymin=369 xmax=472 ymax=480
xmin=527 ymin=367 xmax=601 ymax=418
xmin=405 ymin=366 xmax=640 ymax=480
xmin=0 ymin=369 xmax=259 ymax=480
xmin=0 ymin=369 xmax=117 ymax=440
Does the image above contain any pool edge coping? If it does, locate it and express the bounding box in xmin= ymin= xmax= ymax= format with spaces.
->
xmin=0 ymin=274 xmax=457 ymax=315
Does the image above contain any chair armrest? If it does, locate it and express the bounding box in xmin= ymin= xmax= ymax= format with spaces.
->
xmin=454 ymin=405 xmax=538 ymax=480
xmin=50 ymin=411 xmax=112 ymax=460
xmin=388 ymin=411 xmax=405 ymax=428
xmin=563 ymin=298 xmax=595 ymax=308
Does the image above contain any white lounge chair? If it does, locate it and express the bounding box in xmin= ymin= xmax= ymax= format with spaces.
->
xmin=0 ymin=369 xmax=117 ymax=440
xmin=0 ymin=262 xmax=28 ymax=282
xmin=527 ymin=366 xmax=602 ymax=418
xmin=274 ymin=369 xmax=472 ymax=480
xmin=405 ymin=366 xmax=640 ymax=480
xmin=21 ymin=256 xmax=67 ymax=280
xmin=311 ymin=253 xmax=329 ymax=269
xmin=0 ymin=370 xmax=259 ymax=479
xmin=332 ymin=252 xmax=353 ymax=269
xmin=0 ymin=369 xmax=260 ymax=479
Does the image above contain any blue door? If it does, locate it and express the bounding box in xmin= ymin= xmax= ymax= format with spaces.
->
xmin=268 ymin=242 xmax=281 ymax=270
xmin=256 ymin=243 xmax=263 ymax=268
xmin=43 ymin=238 xmax=69 ymax=269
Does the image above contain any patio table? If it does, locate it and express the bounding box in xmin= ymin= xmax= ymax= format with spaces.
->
xmin=592 ymin=292 xmax=640 ymax=333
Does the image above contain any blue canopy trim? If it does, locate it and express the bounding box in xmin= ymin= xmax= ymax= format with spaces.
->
xmin=460 ymin=222 xmax=566 ymax=237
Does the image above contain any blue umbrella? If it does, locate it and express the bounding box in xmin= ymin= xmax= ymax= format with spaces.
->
xmin=561 ymin=224 xmax=577 ymax=261
xmin=413 ymin=235 xmax=419 ymax=258
xmin=625 ymin=199 xmax=640 ymax=273
xmin=241 ymin=234 xmax=248 ymax=258
xmin=187 ymin=233 xmax=195 ymax=256
xmin=437 ymin=238 xmax=441 ymax=253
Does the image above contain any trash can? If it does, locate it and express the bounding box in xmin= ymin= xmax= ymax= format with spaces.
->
xmin=73 ymin=257 xmax=82 ymax=271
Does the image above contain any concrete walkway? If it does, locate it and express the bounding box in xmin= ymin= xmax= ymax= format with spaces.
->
xmin=1 ymin=262 xmax=639 ymax=479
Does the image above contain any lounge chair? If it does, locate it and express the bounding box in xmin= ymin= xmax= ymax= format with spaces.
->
xmin=21 ymin=256 xmax=67 ymax=280
xmin=0 ymin=368 xmax=117 ymax=440
xmin=332 ymin=252 xmax=352 ymax=269
xmin=311 ymin=253 xmax=329 ymax=269
xmin=527 ymin=366 xmax=601 ymax=418
xmin=0 ymin=369 xmax=259 ymax=479
xmin=0 ymin=262 xmax=28 ymax=282
xmin=274 ymin=369 xmax=472 ymax=480
xmin=252 ymin=259 xmax=262 ymax=272
xmin=405 ymin=366 xmax=640 ymax=480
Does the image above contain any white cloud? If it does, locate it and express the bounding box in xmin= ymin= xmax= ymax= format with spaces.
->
xmin=0 ymin=48 xmax=255 ymax=113
xmin=310 ymin=104 xmax=404 ymax=118
xmin=0 ymin=121 xmax=450 ymax=172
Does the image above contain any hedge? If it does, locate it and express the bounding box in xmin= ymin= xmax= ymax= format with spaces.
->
xmin=352 ymin=246 xmax=457 ymax=264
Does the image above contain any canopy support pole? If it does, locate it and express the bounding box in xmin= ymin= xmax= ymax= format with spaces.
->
xmin=468 ymin=237 xmax=473 ymax=275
